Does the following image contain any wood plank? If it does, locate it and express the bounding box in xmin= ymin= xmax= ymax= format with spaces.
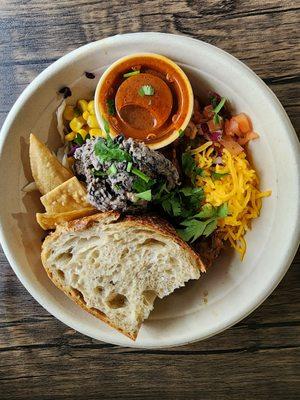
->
xmin=0 ymin=1 xmax=299 ymax=79
xmin=0 ymin=347 xmax=299 ymax=399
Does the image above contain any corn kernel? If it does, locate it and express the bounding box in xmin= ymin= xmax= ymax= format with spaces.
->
xmin=82 ymin=110 xmax=90 ymax=121
xmin=63 ymin=105 xmax=75 ymax=121
xmin=77 ymin=128 xmax=88 ymax=139
xmin=87 ymin=115 xmax=99 ymax=128
xmin=87 ymin=100 xmax=95 ymax=114
xmin=90 ymin=128 xmax=104 ymax=137
xmin=69 ymin=116 xmax=85 ymax=132
xmin=77 ymin=99 xmax=88 ymax=113
xmin=65 ymin=131 xmax=76 ymax=141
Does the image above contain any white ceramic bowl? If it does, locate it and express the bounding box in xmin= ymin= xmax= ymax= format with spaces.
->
xmin=0 ymin=33 xmax=299 ymax=348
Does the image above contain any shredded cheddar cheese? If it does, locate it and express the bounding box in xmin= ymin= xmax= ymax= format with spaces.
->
xmin=195 ymin=144 xmax=271 ymax=259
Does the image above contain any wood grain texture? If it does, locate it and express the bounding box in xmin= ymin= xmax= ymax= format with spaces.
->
xmin=0 ymin=0 xmax=299 ymax=399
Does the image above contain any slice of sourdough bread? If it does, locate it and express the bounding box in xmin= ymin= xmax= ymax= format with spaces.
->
xmin=41 ymin=212 xmax=205 ymax=340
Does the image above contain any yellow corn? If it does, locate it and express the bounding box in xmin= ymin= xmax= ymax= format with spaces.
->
xmin=65 ymin=131 xmax=76 ymax=141
xmin=63 ymin=105 xmax=75 ymax=121
xmin=78 ymin=128 xmax=88 ymax=139
xmin=90 ymin=128 xmax=104 ymax=137
xmin=77 ymin=99 xmax=88 ymax=113
xmin=69 ymin=116 xmax=85 ymax=132
xmin=82 ymin=110 xmax=90 ymax=121
xmin=87 ymin=115 xmax=99 ymax=128
xmin=87 ymin=100 xmax=95 ymax=114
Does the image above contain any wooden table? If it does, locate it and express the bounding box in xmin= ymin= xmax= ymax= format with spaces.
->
xmin=0 ymin=1 xmax=299 ymax=398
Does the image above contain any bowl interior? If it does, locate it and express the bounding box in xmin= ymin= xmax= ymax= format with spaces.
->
xmin=0 ymin=33 xmax=299 ymax=348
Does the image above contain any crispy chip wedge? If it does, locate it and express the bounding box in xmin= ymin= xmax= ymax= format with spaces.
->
xmin=29 ymin=133 xmax=73 ymax=195
xmin=36 ymin=208 xmax=98 ymax=230
xmin=40 ymin=177 xmax=92 ymax=214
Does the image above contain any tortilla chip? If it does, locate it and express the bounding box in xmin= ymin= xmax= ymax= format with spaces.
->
xmin=40 ymin=177 xmax=92 ymax=213
xmin=29 ymin=133 xmax=73 ymax=195
xmin=36 ymin=208 xmax=97 ymax=230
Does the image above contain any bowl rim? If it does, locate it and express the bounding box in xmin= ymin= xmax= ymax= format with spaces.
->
xmin=0 ymin=32 xmax=299 ymax=348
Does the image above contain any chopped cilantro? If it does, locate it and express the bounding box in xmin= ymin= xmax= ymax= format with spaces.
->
xmin=133 ymin=177 xmax=156 ymax=193
xmin=135 ymin=190 xmax=152 ymax=201
xmin=161 ymin=193 xmax=182 ymax=217
xmin=102 ymin=117 xmax=110 ymax=136
xmin=126 ymin=162 xmax=132 ymax=172
xmin=212 ymin=97 xmax=226 ymax=125
xmin=214 ymin=97 xmax=226 ymax=114
xmin=92 ymin=169 xmax=107 ymax=177
xmin=213 ymin=113 xmax=220 ymax=125
xmin=106 ymin=99 xmax=116 ymax=116
xmin=123 ymin=70 xmax=140 ymax=78
xmin=178 ymin=129 xmax=185 ymax=137
xmin=153 ymin=185 xmax=204 ymax=219
xmin=131 ymin=168 xmax=150 ymax=182
xmin=139 ymin=85 xmax=155 ymax=96
xmin=211 ymin=171 xmax=229 ymax=180
xmin=74 ymin=133 xmax=84 ymax=146
xmin=217 ymin=202 xmax=229 ymax=218
xmin=107 ymin=164 xmax=117 ymax=175
xmin=94 ymin=138 xmax=132 ymax=163
xmin=182 ymin=151 xmax=203 ymax=183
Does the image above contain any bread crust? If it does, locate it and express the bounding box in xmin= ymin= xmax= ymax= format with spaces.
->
xmin=41 ymin=212 xmax=205 ymax=340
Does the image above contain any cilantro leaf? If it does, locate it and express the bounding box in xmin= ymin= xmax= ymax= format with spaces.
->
xmin=217 ymin=202 xmax=229 ymax=218
xmin=182 ymin=151 xmax=203 ymax=183
xmin=178 ymin=129 xmax=184 ymax=137
xmin=177 ymin=219 xmax=207 ymax=242
xmin=126 ymin=162 xmax=132 ymax=172
xmin=92 ymin=169 xmax=107 ymax=177
xmin=178 ymin=203 xmax=229 ymax=243
xmin=74 ymin=133 xmax=84 ymax=146
xmin=211 ymin=171 xmax=229 ymax=180
xmin=182 ymin=152 xmax=195 ymax=176
xmin=161 ymin=194 xmax=182 ymax=217
xmin=203 ymin=219 xmax=218 ymax=237
xmin=94 ymin=139 xmax=132 ymax=163
xmin=106 ymin=99 xmax=115 ymax=116
xmin=133 ymin=177 xmax=156 ymax=193
xmin=193 ymin=204 xmax=216 ymax=219
xmin=107 ymin=164 xmax=117 ymax=175
xmin=139 ymin=85 xmax=155 ymax=96
xmin=123 ymin=70 xmax=140 ymax=78
xmin=102 ymin=117 xmax=111 ymax=136
xmin=131 ymin=168 xmax=150 ymax=182
xmin=135 ymin=190 xmax=152 ymax=201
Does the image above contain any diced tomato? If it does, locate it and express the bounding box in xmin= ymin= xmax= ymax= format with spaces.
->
xmin=193 ymin=98 xmax=202 ymax=124
xmin=185 ymin=121 xmax=197 ymax=139
xmin=225 ymin=118 xmax=240 ymax=136
xmin=220 ymin=136 xmax=244 ymax=156
xmin=207 ymin=118 xmax=222 ymax=131
xmin=203 ymin=105 xmax=214 ymax=119
xmin=237 ymin=131 xmax=259 ymax=146
xmin=233 ymin=113 xmax=252 ymax=134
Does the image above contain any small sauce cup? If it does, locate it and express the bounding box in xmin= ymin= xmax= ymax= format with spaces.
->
xmin=94 ymin=53 xmax=194 ymax=149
